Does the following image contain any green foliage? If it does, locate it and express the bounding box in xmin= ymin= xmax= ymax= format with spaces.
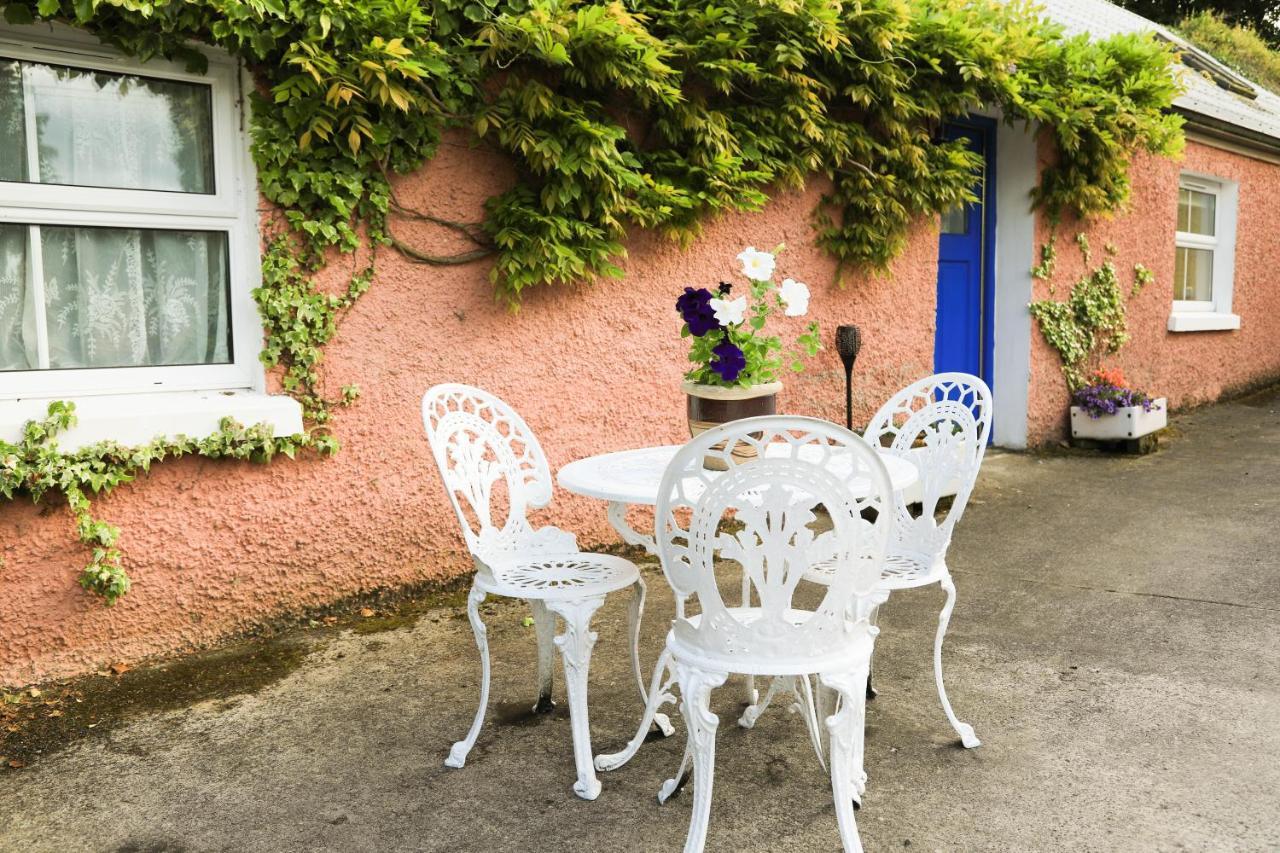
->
xmin=471 ymin=0 xmax=1186 ymax=301
xmin=1178 ymin=11 xmax=1280 ymax=95
xmin=0 ymin=402 xmax=329 ymax=604
xmin=1028 ymin=235 xmax=1157 ymax=390
xmin=1032 ymin=239 xmax=1058 ymax=280
xmin=255 ymin=238 xmax=373 ymax=423
xmin=1026 ymin=30 xmax=1185 ymax=220
xmin=1116 ymin=0 xmax=1280 ymax=50
xmin=0 ymin=0 xmax=1187 ymax=602
xmin=0 ymin=0 xmax=1183 ymax=306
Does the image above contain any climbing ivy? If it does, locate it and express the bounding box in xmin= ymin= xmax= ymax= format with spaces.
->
xmin=1028 ymin=235 xmax=1155 ymax=390
xmin=0 ymin=402 xmax=330 ymax=605
xmin=0 ymin=0 xmax=1185 ymax=603
xmin=0 ymin=0 xmax=1184 ymax=304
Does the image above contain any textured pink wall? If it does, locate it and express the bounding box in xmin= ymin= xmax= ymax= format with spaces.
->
xmin=1026 ymin=139 xmax=1280 ymax=443
xmin=0 ymin=138 xmax=938 ymax=686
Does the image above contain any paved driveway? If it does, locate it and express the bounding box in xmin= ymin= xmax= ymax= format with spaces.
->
xmin=2 ymin=391 xmax=1279 ymax=852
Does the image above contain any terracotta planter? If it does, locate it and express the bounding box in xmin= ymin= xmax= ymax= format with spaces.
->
xmin=683 ymin=380 xmax=783 ymax=470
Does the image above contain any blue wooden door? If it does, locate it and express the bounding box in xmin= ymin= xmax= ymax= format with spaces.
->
xmin=934 ymin=119 xmax=995 ymax=392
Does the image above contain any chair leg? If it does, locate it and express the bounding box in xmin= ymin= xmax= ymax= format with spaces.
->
xmin=658 ymin=731 xmax=692 ymax=804
xmin=529 ymin=599 xmax=556 ymax=714
xmin=629 ymin=578 xmax=680 ymax=737
xmin=741 ymin=573 xmax=756 ymax=707
xmin=628 ymin=577 xmax=674 ymax=737
xmin=866 ymin=601 xmax=881 ymax=700
xmin=446 ymin=584 xmax=490 ymax=769
xmin=738 ymin=675 xmax=787 ymax=729
xmin=596 ymin=647 xmax=678 ymax=773
xmin=936 ymin=575 xmax=980 ymax=748
xmin=796 ymin=674 xmax=828 ymax=772
xmin=672 ymin=664 xmax=728 ymax=853
xmin=820 ymin=667 xmax=870 ymax=853
xmin=547 ymin=595 xmax=607 ymax=800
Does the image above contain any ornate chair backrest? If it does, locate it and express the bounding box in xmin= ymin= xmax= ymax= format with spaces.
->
xmin=655 ymin=416 xmax=892 ymax=665
xmin=422 ymin=384 xmax=557 ymax=567
xmin=864 ymin=373 xmax=992 ymax=565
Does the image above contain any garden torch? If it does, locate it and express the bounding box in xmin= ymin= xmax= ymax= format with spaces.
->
xmin=836 ymin=324 xmax=862 ymax=431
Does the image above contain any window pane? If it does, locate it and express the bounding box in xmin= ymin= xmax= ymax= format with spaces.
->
xmin=0 ymin=59 xmax=214 ymax=194
xmin=1174 ymin=245 xmax=1213 ymax=302
xmin=37 ymin=225 xmax=230 ymax=370
xmin=1177 ymin=187 xmax=1216 ymax=236
xmin=0 ymin=223 xmax=35 ymax=370
xmin=0 ymin=61 xmax=26 ymax=182
xmin=940 ymin=204 xmax=967 ymax=235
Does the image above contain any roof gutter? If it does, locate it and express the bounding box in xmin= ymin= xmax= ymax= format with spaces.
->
xmin=1175 ymin=107 xmax=1280 ymax=163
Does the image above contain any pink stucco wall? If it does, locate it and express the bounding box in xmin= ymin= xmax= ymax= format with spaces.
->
xmin=0 ymin=139 xmax=939 ymax=686
xmin=6 ymin=130 xmax=1279 ymax=686
xmin=1026 ymin=138 xmax=1280 ymax=443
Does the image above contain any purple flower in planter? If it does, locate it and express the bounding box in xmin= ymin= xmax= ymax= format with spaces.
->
xmin=710 ymin=339 xmax=747 ymax=383
xmin=1072 ymin=381 xmax=1161 ymax=419
xmin=677 ymin=287 xmax=721 ymax=337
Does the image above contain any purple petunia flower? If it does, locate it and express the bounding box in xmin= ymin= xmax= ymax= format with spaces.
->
xmin=677 ymin=287 xmax=721 ymax=337
xmin=710 ymin=339 xmax=747 ymax=383
xmin=1071 ymin=381 xmax=1161 ymax=419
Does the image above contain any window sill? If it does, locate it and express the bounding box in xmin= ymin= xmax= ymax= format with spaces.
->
xmin=1167 ymin=312 xmax=1240 ymax=333
xmin=0 ymin=390 xmax=304 ymax=452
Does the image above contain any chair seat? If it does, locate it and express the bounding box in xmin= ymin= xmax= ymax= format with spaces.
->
xmin=666 ymin=608 xmax=875 ymax=677
xmin=803 ymin=552 xmax=946 ymax=591
xmin=478 ymin=552 xmax=640 ymax=600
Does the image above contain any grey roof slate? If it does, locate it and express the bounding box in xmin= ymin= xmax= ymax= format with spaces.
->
xmin=1033 ymin=0 xmax=1280 ymax=147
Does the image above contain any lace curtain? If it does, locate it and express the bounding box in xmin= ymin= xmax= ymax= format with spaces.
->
xmin=0 ymin=58 xmax=228 ymax=373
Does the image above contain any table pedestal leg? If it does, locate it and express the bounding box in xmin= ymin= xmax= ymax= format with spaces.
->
xmin=607 ymin=501 xmax=657 ymax=556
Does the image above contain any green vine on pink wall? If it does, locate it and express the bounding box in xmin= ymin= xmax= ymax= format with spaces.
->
xmin=1028 ymin=234 xmax=1156 ymax=391
xmin=0 ymin=0 xmax=1185 ymax=604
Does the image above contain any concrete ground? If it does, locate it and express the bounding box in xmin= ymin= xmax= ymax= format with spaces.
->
xmin=2 ymin=390 xmax=1279 ymax=853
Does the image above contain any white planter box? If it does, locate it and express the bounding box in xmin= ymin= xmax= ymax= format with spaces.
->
xmin=1070 ymin=398 xmax=1167 ymax=440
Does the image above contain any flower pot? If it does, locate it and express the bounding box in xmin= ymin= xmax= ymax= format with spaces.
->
xmin=683 ymin=380 xmax=783 ymax=470
xmin=1070 ymin=397 xmax=1167 ymax=440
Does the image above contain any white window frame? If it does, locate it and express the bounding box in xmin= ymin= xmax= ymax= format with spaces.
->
xmin=1169 ymin=172 xmax=1240 ymax=333
xmin=0 ymin=23 xmax=265 ymax=399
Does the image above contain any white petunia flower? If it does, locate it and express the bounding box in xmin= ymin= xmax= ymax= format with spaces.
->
xmin=736 ymin=246 xmax=776 ymax=282
xmin=709 ymin=295 xmax=747 ymax=326
xmin=778 ymin=278 xmax=810 ymax=317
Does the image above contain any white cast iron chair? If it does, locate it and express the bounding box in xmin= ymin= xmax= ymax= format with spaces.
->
xmin=422 ymin=384 xmax=669 ymax=801
xmin=595 ymin=416 xmax=893 ymax=853
xmin=797 ymin=372 xmax=992 ymax=749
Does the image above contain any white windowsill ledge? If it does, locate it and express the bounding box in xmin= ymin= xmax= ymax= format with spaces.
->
xmin=0 ymin=390 xmax=304 ymax=452
xmin=1168 ymin=312 xmax=1241 ymax=332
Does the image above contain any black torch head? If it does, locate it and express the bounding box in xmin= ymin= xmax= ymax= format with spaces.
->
xmin=836 ymin=324 xmax=862 ymax=372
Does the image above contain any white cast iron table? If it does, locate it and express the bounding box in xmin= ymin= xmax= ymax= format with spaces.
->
xmin=557 ymin=443 xmax=920 ymax=555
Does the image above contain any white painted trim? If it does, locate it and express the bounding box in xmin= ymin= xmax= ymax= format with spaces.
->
xmin=0 ymin=23 xmax=267 ymax=401
xmin=0 ymin=38 xmax=243 ymax=217
xmin=989 ymin=119 xmax=1038 ymax=450
xmin=1172 ymin=171 xmax=1238 ymax=327
xmin=0 ymin=390 xmax=303 ymax=452
xmin=1167 ymin=311 xmax=1241 ymax=332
